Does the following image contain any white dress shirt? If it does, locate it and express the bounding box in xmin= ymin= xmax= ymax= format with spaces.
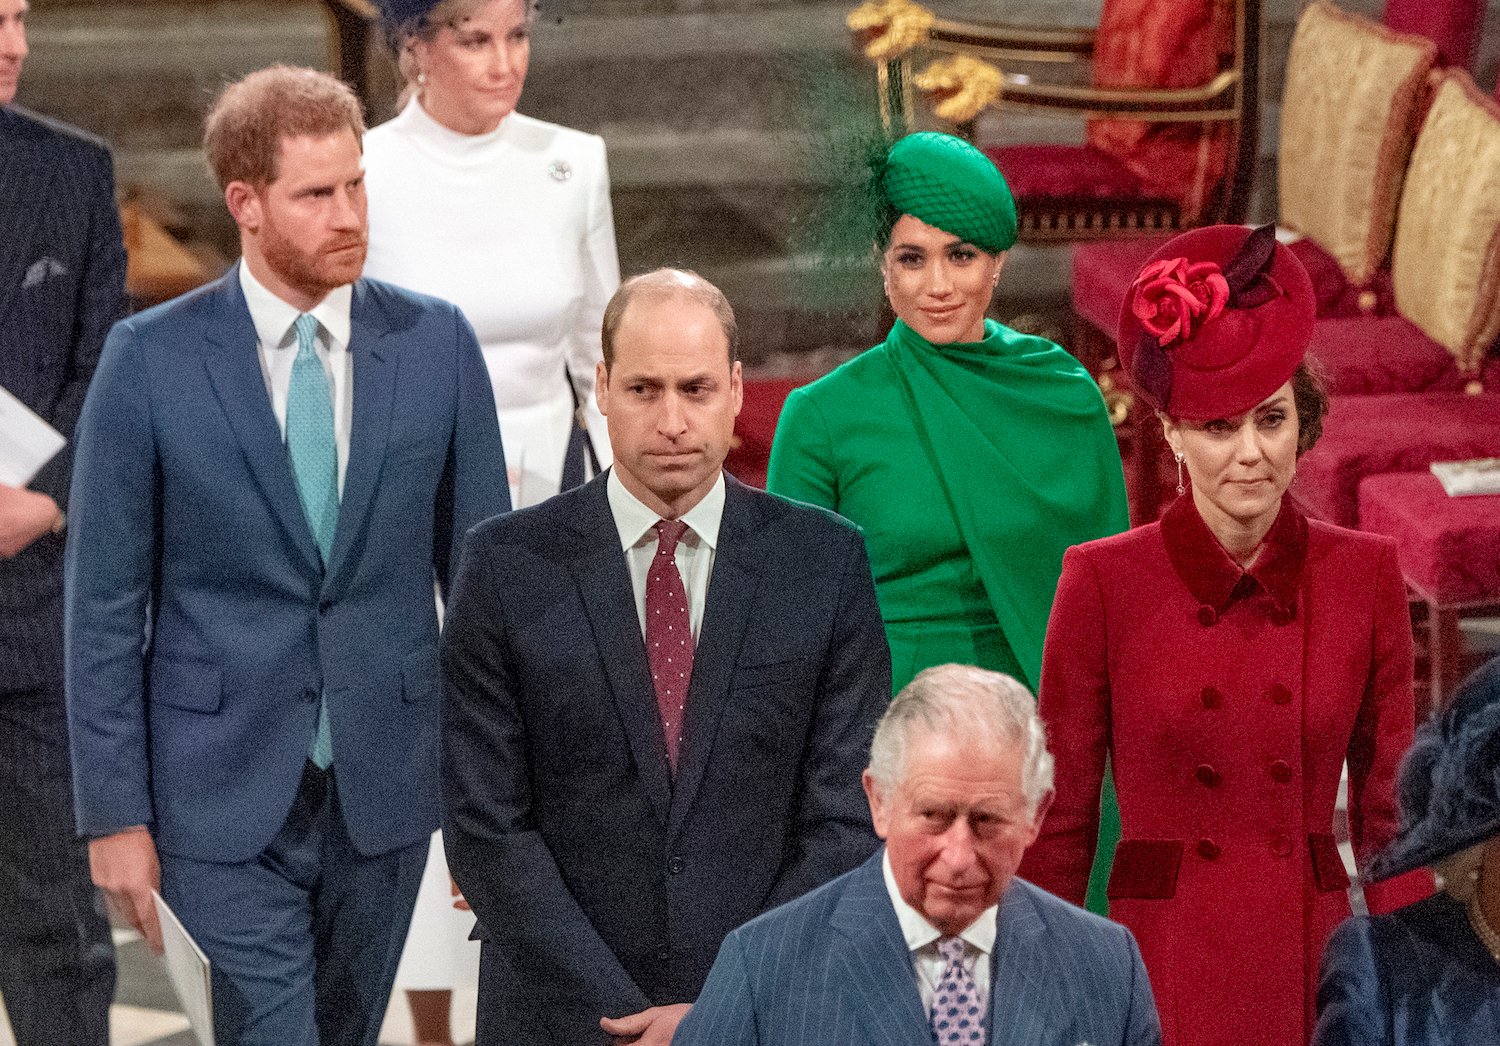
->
xmin=238 ymin=261 xmax=354 ymax=494
xmin=883 ymin=849 xmax=996 ymax=1018
xmin=607 ymin=469 xmax=725 ymax=642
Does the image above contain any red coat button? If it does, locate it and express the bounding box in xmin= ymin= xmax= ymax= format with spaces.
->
xmin=1197 ymin=838 xmax=1221 ymax=860
xmin=1195 ymin=764 xmax=1221 ymax=787
xmin=1271 ymin=607 xmax=1295 ymax=626
xmin=1201 ymin=686 xmax=1222 ymax=709
xmin=1270 ymin=833 xmax=1293 ymax=857
xmin=1270 ymin=760 xmax=1293 ymax=783
xmin=1266 ymin=683 xmax=1292 ymax=705
xmin=1197 ymin=606 xmax=1217 ymax=626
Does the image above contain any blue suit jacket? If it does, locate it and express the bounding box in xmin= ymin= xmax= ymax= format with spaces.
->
xmin=65 ymin=270 xmax=508 ymax=862
xmin=675 ymin=850 xmax=1162 ymax=1046
xmin=441 ymin=473 xmax=890 ymax=1044
xmin=1314 ymin=892 xmax=1500 ymax=1046
xmin=0 ymin=105 xmax=125 ymax=691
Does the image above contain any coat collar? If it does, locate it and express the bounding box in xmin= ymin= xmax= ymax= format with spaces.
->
xmin=1162 ymin=493 xmax=1307 ymax=615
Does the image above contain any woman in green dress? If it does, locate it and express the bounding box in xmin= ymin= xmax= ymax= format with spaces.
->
xmin=766 ymin=132 xmax=1129 ymax=908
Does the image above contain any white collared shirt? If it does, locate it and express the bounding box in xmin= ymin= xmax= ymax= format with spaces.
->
xmin=606 ymin=469 xmax=725 ymax=641
xmin=238 ymin=260 xmax=354 ymax=494
xmin=882 ymin=849 xmax=996 ymax=1018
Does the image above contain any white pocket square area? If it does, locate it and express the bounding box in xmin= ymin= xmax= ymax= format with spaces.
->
xmin=22 ymin=256 xmax=69 ymax=289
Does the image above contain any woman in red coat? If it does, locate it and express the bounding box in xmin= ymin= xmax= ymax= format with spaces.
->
xmin=1019 ymin=225 xmax=1430 ymax=1046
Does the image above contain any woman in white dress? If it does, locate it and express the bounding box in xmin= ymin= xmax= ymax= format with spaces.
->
xmin=364 ymin=2 xmax=619 ymax=1042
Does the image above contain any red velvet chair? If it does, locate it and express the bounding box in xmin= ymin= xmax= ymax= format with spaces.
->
xmin=859 ymin=0 xmax=1260 ymax=241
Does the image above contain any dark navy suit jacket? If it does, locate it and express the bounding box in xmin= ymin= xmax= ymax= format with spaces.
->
xmin=1314 ymin=892 xmax=1500 ymax=1046
xmin=675 ymin=851 xmax=1163 ymax=1046
xmin=441 ymin=473 xmax=890 ymax=1045
xmin=65 ymin=270 xmax=508 ymax=862
xmin=0 ymin=105 xmax=125 ymax=691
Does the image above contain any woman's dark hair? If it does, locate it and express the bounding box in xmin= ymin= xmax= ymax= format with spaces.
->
xmin=1292 ymin=358 xmax=1329 ymax=456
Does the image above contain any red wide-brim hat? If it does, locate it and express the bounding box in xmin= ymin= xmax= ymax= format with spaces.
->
xmin=1116 ymin=224 xmax=1316 ymax=421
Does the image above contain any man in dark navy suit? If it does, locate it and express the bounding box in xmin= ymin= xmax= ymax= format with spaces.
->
xmin=66 ymin=66 xmax=507 ymax=1046
xmin=676 ymin=664 xmax=1163 ymax=1046
xmin=442 ymin=269 xmax=891 ymax=1046
xmin=0 ymin=1 xmax=124 ymax=1042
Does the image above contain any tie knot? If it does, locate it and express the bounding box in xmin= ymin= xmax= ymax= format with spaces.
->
xmin=937 ymin=936 xmax=966 ymax=965
xmin=654 ymin=518 xmax=689 ymax=554
xmin=294 ymin=313 xmax=320 ymax=354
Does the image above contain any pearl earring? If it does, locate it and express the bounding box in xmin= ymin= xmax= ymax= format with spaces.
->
xmin=1175 ymin=452 xmax=1186 ymax=497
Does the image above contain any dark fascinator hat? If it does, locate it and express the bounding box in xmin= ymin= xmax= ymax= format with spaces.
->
xmin=372 ymin=0 xmax=442 ymax=31
xmin=1116 ymin=224 xmax=1315 ymax=421
xmin=1365 ymin=656 xmax=1500 ymax=882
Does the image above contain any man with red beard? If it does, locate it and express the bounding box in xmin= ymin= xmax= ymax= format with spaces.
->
xmin=64 ymin=65 xmax=507 ymax=1046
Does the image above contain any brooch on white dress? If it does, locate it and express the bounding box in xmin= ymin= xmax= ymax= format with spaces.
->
xmin=548 ymin=160 xmax=573 ymax=182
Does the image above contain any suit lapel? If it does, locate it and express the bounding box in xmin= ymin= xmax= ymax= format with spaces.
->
xmin=667 ymin=477 xmax=765 ymax=836
xmin=989 ymin=883 xmax=1070 ymax=1046
xmin=568 ymin=478 xmax=673 ymax=827
xmin=322 ymin=281 xmax=397 ymax=596
xmin=829 ymin=853 xmax=932 ymax=1045
xmin=201 ymin=273 xmax=323 ymax=575
xmin=0 ymin=112 xmax=52 ymax=323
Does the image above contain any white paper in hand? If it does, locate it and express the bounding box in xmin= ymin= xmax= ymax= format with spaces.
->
xmin=152 ymin=891 xmax=216 ymax=1046
xmin=0 ymin=384 xmax=65 ymax=487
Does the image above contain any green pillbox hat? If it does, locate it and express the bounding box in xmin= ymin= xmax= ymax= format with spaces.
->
xmin=883 ymin=132 xmax=1017 ymax=253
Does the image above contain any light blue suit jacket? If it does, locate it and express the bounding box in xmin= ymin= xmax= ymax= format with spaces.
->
xmin=674 ymin=850 xmax=1161 ymax=1046
xmin=65 ymin=271 xmax=508 ymax=863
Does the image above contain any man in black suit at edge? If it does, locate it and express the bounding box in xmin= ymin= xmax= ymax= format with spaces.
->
xmin=0 ymin=1 xmax=126 ymax=1042
xmin=442 ymin=268 xmax=892 ymax=1045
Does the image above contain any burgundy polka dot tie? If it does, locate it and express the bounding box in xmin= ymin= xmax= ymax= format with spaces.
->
xmin=646 ymin=519 xmax=694 ymax=772
xmin=931 ymin=936 xmax=985 ymax=1045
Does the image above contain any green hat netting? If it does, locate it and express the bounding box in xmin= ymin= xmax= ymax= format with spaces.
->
xmin=882 ymin=132 xmax=1017 ymax=254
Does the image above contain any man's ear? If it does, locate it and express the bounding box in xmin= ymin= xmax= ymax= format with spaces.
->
xmin=594 ymin=360 xmax=610 ymax=416
xmin=862 ymin=769 xmax=889 ymax=841
xmin=224 ymin=180 xmax=262 ymax=234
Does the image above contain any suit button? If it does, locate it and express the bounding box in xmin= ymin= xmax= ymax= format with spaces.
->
xmin=1197 ymin=838 xmax=1220 ymax=860
xmin=1270 ymin=833 xmax=1293 ymax=857
xmin=1270 ymin=759 xmax=1293 ymax=783
xmin=1194 ymin=764 xmax=1220 ymax=788
xmin=1200 ymin=686 xmax=1222 ymax=709
xmin=1266 ymin=683 xmax=1292 ymax=705
xmin=1197 ymin=606 xmax=1217 ymax=627
xmin=656 ymin=947 xmax=670 ymax=962
xmin=302 ymin=687 xmax=318 ymax=704
xmin=668 ymin=856 xmax=684 ymax=875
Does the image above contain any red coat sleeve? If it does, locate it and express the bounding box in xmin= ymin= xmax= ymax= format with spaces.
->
xmin=1350 ymin=539 xmax=1433 ymax=912
xmin=1021 ymin=544 xmax=1111 ymax=905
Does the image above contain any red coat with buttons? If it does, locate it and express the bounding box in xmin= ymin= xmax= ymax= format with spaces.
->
xmin=1020 ymin=495 xmax=1431 ymax=1046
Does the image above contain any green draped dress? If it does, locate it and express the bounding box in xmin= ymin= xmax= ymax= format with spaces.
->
xmin=767 ymin=317 xmax=1130 ymax=911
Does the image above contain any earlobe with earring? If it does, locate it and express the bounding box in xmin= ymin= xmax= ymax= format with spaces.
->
xmin=1175 ymin=452 xmax=1186 ymax=497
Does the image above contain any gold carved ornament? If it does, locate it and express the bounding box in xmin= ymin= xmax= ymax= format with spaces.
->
xmin=912 ymin=54 xmax=1003 ymax=124
xmin=846 ymin=0 xmax=936 ymax=61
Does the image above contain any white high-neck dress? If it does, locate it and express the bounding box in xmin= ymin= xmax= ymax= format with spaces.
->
xmin=364 ymin=97 xmax=619 ymax=509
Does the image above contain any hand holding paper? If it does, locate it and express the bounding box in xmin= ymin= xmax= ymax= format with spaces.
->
xmin=0 ymin=484 xmax=60 ymax=558
xmin=89 ymin=826 xmax=164 ymax=953
xmin=0 ymin=382 xmax=66 ymax=487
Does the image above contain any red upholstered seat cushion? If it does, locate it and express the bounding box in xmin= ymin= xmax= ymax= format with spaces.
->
xmin=1359 ymin=470 xmax=1500 ymax=605
xmin=1383 ymin=0 xmax=1483 ymax=70
xmin=1071 ymin=236 xmax=1175 ymax=342
xmin=1286 ymin=237 xmax=1396 ymax=318
xmin=987 ymin=145 xmax=1152 ymax=204
xmin=723 ymin=376 xmax=811 ymax=489
xmin=1292 ymin=392 xmax=1500 ymax=526
xmin=1309 ymin=316 xmax=1471 ymax=395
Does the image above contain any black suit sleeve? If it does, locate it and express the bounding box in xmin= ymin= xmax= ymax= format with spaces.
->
xmin=441 ymin=533 xmax=652 ymax=1022
xmin=30 ymin=141 xmax=127 ymax=509
xmin=765 ymin=527 xmax=888 ymax=909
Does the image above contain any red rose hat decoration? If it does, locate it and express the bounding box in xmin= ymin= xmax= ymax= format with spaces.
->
xmin=1117 ymin=224 xmax=1316 ymax=421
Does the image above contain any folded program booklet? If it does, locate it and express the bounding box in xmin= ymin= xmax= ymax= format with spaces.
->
xmin=1431 ymin=458 xmax=1500 ymax=497
xmin=0 ymin=383 xmax=65 ymax=487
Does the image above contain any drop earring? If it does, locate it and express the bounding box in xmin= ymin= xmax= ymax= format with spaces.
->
xmin=1175 ymin=452 xmax=1186 ymax=497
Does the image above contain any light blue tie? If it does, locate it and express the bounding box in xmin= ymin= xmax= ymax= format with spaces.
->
xmin=288 ymin=313 xmax=338 ymax=769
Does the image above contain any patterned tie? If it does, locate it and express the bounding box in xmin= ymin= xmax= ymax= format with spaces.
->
xmin=287 ymin=313 xmax=338 ymax=769
xmin=931 ymin=936 xmax=985 ymax=1045
xmin=646 ymin=519 xmax=694 ymax=771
